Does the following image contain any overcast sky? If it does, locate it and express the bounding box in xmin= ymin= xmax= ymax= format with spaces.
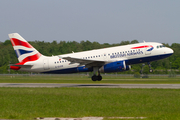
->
xmin=0 ymin=0 xmax=180 ymax=45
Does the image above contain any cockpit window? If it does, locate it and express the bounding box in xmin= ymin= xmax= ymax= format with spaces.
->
xmin=157 ymin=45 xmax=165 ymax=49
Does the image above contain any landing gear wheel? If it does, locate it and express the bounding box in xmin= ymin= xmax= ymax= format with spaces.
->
xmin=91 ymin=75 xmax=97 ymax=81
xmin=149 ymin=69 xmax=153 ymax=73
xmin=91 ymin=75 xmax=102 ymax=81
xmin=97 ymin=75 xmax=102 ymax=81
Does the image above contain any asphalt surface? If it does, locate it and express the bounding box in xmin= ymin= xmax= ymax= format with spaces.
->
xmin=1 ymin=83 xmax=180 ymax=88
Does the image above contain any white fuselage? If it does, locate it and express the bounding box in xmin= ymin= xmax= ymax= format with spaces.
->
xmin=21 ymin=42 xmax=173 ymax=73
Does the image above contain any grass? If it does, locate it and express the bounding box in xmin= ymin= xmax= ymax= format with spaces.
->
xmin=1 ymin=88 xmax=180 ymax=119
xmin=0 ymin=75 xmax=180 ymax=119
xmin=0 ymin=74 xmax=180 ymax=84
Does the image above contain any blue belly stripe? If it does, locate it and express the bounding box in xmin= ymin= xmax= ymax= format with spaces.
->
xmin=42 ymin=53 xmax=173 ymax=74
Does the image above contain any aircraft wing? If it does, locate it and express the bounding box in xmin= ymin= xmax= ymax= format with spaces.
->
xmin=59 ymin=56 xmax=107 ymax=68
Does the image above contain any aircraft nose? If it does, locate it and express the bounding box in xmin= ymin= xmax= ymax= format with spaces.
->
xmin=168 ymin=48 xmax=174 ymax=54
xmin=170 ymin=48 xmax=174 ymax=54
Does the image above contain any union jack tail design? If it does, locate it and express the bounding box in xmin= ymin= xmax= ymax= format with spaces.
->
xmin=8 ymin=33 xmax=41 ymax=64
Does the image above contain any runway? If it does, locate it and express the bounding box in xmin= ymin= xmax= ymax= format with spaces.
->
xmin=1 ymin=83 xmax=180 ymax=88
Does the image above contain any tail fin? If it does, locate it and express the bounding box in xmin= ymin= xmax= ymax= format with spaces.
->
xmin=8 ymin=33 xmax=42 ymax=64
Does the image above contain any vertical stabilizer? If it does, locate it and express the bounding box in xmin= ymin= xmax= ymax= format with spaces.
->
xmin=8 ymin=33 xmax=41 ymax=64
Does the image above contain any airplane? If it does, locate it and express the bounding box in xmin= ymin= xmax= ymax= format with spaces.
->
xmin=8 ymin=33 xmax=174 ymax=81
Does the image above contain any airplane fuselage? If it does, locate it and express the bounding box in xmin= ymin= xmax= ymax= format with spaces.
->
xmin=20 ymin=42 xmax=173 ymax=73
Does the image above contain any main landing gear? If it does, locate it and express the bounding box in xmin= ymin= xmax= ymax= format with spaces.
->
xmin=91 ymin=67 xmax=102 ymax=81
xmin=92 ymin=74 xmax=102 ymax=81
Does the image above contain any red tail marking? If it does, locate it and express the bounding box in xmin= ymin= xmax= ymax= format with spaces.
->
xmin=10 ymin=66 xmax=21 ymax=70
xmin=10 ymin=38 xmax=33 ymax=48
xmin=21 ymin=53 xmax=41 ymax=63
xmin=10 ymin=53 xmax=41 ymax=70
xmin=10 ymin=62 xmax=25 ymax=70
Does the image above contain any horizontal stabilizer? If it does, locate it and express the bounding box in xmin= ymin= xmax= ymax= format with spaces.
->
xmin=10 ymin=64 xmax=33 ymax=68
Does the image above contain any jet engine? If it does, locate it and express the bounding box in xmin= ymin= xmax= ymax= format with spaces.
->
xmin=99 ymin=61 xmax=131 ymax=73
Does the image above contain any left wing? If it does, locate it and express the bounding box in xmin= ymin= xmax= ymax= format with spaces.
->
xmin=59 ymin=56 xmax=108 ymax=68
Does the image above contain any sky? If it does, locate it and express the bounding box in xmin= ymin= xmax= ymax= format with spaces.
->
xmin=0 ymin=0 xmax=180 ymax=45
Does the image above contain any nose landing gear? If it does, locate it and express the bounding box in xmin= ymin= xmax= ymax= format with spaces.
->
xmin=148 ymin=62 xmax=153 ymax=73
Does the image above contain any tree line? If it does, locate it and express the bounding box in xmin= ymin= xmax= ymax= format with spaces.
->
xmin=0 ymin=39 xmax=179 ymax=74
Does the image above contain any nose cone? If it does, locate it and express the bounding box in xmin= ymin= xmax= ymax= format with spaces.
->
xmin=169 ymin=48 xmax=174 ymax=54
xmin=162 ymin=47 xmax=174 ymax=58
xmin=165 ymin=47 xmax=174 ymax=56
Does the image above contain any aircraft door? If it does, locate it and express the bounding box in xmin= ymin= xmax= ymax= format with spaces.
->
xmin=43 ymin=59 xmax=49 ymax=70
xmin=145 ymin=44 xmax=151 ymax=55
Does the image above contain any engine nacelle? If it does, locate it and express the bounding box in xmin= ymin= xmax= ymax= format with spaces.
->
xmin=99 ymin=61 xmax=131 ymax=73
